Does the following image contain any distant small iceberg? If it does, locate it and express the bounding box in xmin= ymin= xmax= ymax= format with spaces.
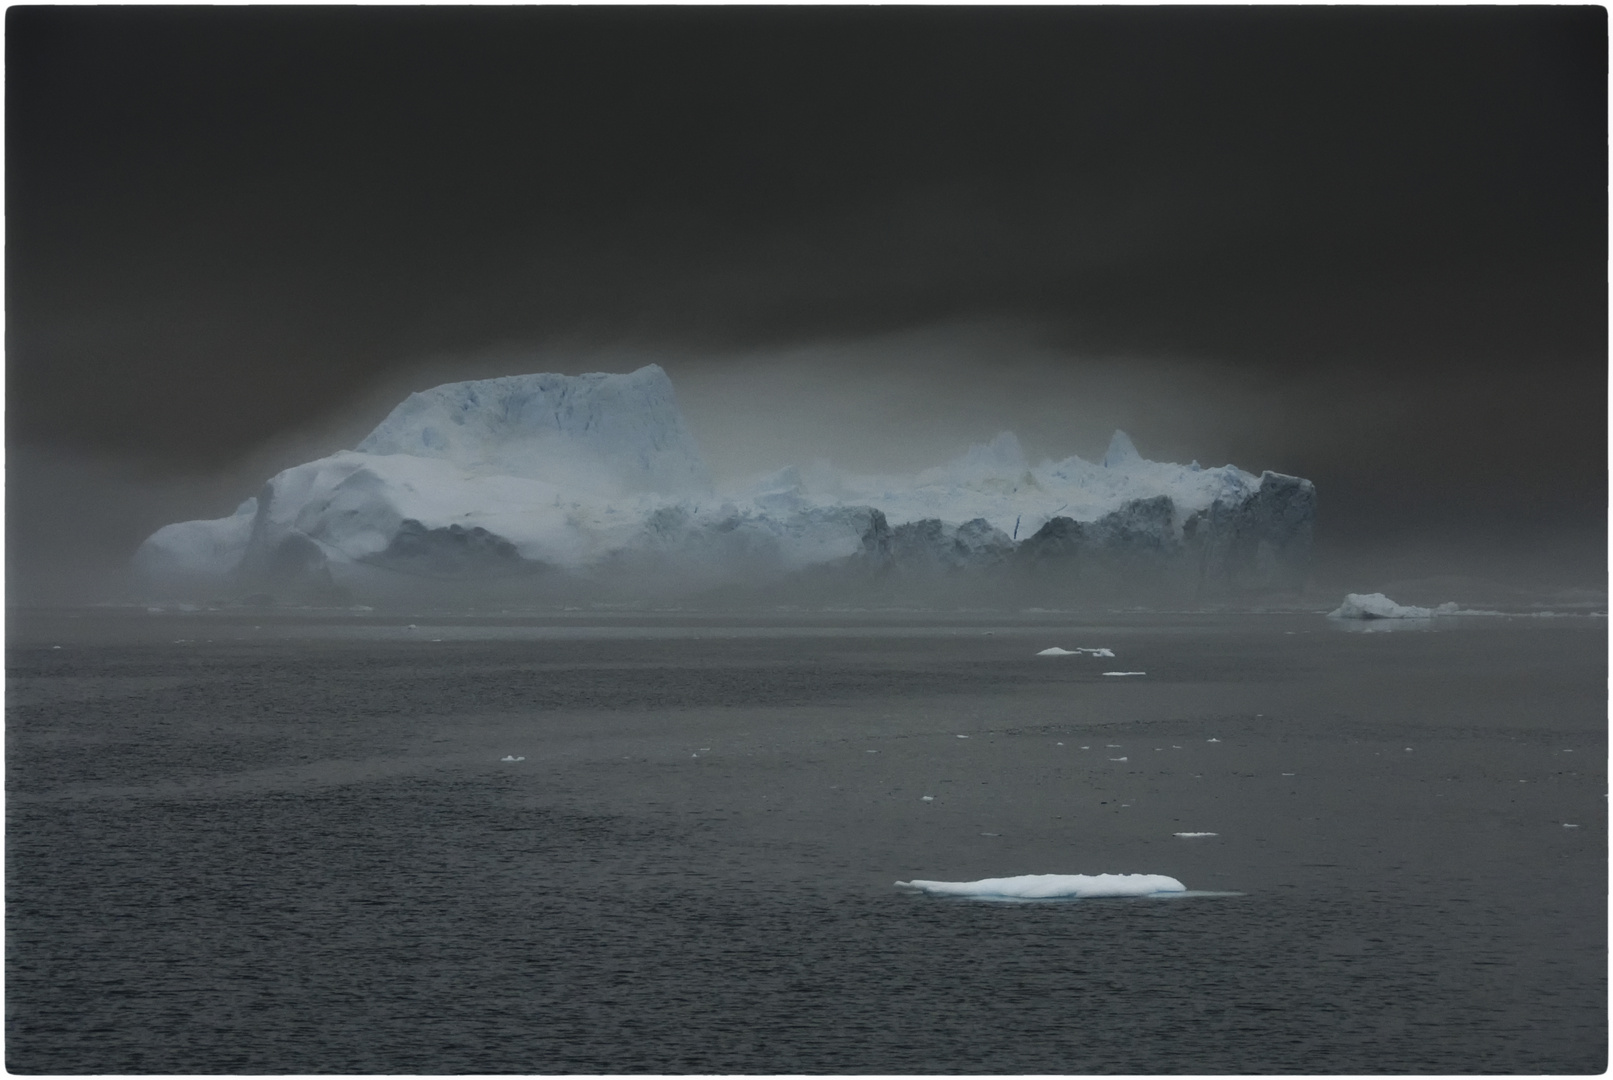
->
xmin=1037 ymin=646 xmax=1116 ymax=657
xmin=1327 ymin=592 xmax=1507 ymax=620
xmin=896 ymin=873 xmax=1185 ymax=899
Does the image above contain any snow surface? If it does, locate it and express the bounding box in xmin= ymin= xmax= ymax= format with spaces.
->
xmin=355 ymin=365 xmax=711 ymax=495
xmin=133 ymin=364 xmax=1317 ymax=597
xmin=896 ymin=873 xmax=1186 ymax=899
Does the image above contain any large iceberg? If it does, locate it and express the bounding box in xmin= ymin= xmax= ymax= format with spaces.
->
xmin=134 ymin=365 xmax=1316 ymax=603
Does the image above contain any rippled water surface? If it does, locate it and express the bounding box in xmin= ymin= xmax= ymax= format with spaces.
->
xmin=8 ymin=608 xmax=1606 ymax=1073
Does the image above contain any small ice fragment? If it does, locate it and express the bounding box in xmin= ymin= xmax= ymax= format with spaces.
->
xmin=407 ymin=624 xmax=418 ymax=629
xmin=501 ymin=755 xmax=525 ymax=762
xmin=1103 ymin=671 xmax=1146 ymax=677
xmin=1282 ymin=772 xmax=1295 ymax=776
xmin=956 ymin=735 xmax=970 ymax=739
xmin=1174 ymin=832 xmax=1218 ymax=838
xmin=51 ymin=645 xmax=61 ymax=649
xmin=866 ymin=750 xmax=879 ymax=754
xmin=981 ymin=832 xmax=999 ymax=837
xmin=1038 ymin=647 xmax=1076 ymax=656
xmin=921 ymin=795 xmax=935 ymax=802
xmin=1106 ymin=744 xmax=1121 ymax=748
xmin=1080 ymin=746 xmax=1090 ymax=750
xmin=1563 ymin=823 xmax=1580 ymax=828
xmin=700 ymin=747 xmax=711 ymax=751
xmin=1405 ymin=747 xmax=1413 ymax=752
xmin=1207 ymin=738 xmax=1221 ymax=743
xmin=1171 ymin=745 xmax=1182 ymax=749
xmin=1109 ymin=756 xmax=1128 ymax=762
xmin=1056 ymin=742 xmax=1064 ymax=746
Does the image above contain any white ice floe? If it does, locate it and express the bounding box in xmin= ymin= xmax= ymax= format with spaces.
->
xmin=1174 ymin=832 xmax=1218 ymax=838
xmin=501 ymin=755 xmax=525 ymax=762
xmin=921 ymin=795 xmax=935 ymax=801
xmin=896 ymin=873 xmax=1187 ymax=899
xmin=1038 ymin=647 xmax=1117 ymax=657
xmin=1103 ymin=671 xmax=1146 ymax=677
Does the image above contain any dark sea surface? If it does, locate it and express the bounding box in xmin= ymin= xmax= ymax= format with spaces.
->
xmin=7 ymin=607 xmax=1606 ymax=1074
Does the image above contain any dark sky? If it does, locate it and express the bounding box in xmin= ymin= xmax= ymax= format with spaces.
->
xmin=6 ymin=5 xmax=1607 ymax=593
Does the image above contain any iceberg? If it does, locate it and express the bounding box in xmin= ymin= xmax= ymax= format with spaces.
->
xmin=896 ymin=873 xmax=1187 ymax=899
xmin=1326 ymin=593 xmax=1505 ymax=620
xmin=1328 ymin=592 xmax=1436 ymax=619
xmin=133 ymin=364 xmax=1317 ymax=602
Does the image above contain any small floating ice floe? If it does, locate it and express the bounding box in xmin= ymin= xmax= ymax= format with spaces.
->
xmin=1109 ymin=757 xmax=1128 ymax=762
xmin=1175 ymin=832 xmax=1218 ymax=838
xmin=921 ymin=795 xmax=935 ymax=802
xmin=896 ymin=873 xmax=1187 ymax=900
xmin=1563 ymin=823 xmax=1580 ymax=828
xmin=1037 ymin=647 xmax=1116 ymax=657
xmin=1103 ymin=671 xmax=1146 ymax=677
xmin=501 ymin=755 xmax=525 ymax=762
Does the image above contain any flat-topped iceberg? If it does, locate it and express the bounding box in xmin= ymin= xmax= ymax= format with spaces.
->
xmin=896 ymin=873 xmax=1187 ymax=899
xmin=133 ymin=364 xmax=1316 ymax=602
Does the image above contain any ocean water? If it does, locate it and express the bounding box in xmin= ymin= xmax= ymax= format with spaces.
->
xmin=7 ymin=607 xmax=1606 ymax=1073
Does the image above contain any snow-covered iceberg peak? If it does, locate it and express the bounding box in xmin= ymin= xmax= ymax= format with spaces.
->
xmin=1100 ymin=429 xmax=1141 ymax=469
xmin=355 ymin=364 xmax=711 ymax=496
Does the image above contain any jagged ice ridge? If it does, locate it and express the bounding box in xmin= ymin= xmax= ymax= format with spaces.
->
xmin=134 ymin=364 xmax=1316 ymax=600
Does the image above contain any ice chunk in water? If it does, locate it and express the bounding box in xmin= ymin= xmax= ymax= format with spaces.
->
xmin=896 ymin=873 xmax=1186 ymax=899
